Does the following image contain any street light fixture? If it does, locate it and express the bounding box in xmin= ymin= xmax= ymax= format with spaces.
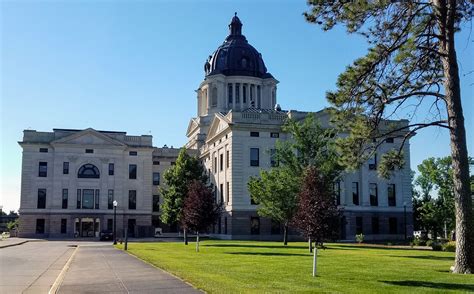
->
xmin=113 ymin=200 xmax=118 ymax=245
xmin=403 ymin=201 xmax=407 ymax=241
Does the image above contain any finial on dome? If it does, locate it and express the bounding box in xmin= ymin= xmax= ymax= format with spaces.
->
xmin=229 ymin=13 xmax=242 ymax=36
xmin=235 ymin=12 xmax=237 ymax=17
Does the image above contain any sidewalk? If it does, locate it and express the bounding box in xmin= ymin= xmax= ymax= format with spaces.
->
xmin=0 ymin=237 xmax=42 ymax=248
xmin=56 ymin=245 xmax=201 ymax=294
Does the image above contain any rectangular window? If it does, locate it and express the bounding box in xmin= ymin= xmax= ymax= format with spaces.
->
xmin=77 ymin=189 xmax=81 ymax=209
xmin=235 ymin=83 xmax=240 ymax=103
xmin=270 ymin=149 xmax=278 ymax=167
xmin=153 ymin=161 xmax=160 ymax=165
xmin=214 ymin=157 xmax=217 ymax=173
xmin=270 ymin=132 xmax=279 ymax=138
xmin=352 ymin=182 xmax=359 ymax=205
xmin=108 ymin=190 xmax=114 ymax=209
xmin=129 ymin=164 xmax=137 ymax=179
xmin=220 ymin=154 xmax=224 ymax=171
xmin=250 ymin=84 xmax=254 ymax=102
xmin=334 ymin=181 xmax=341 ymax=205
xmin=153 ymin=195 xmax=160 ymax=212
xmin=37 ymin=189 xmax=46 ymax=209
xmin=82 ymin=189 xmax=94 ymax=209
xmin=372 ymin=217 xmax=380 ymax=234
xmin=388 ymin=184 xmax=396 ymax=206
xmin=385 ymin=137 xmax=394 ymax=143
xmin=257 ymin=85 xmax=261 ymax=108
xmin=224 ymin=217 xmax=228 ymax=235
xmin=250 ymin=131 xmax=259 ymax=137
xmin=356 ymin=217 xmax=363 ymax=234
xmin=108 ymin=163 xmax=114 ymax=176
xmin=369 ymin=183 xmax=378 ymax=206
xmin=243 ymin=84 xmax=247 ymax=103
xmin=63 ymin=162 xmax=69 ymax=174
xmin=271 ymin=220 xmax=281 ymax=235
xmin=171 ymin=162 xmax=175 ymax=165
xmin=129 ymin=190 xmax=137 ymax=210
xmin=85 ymin=149 xmax=94 ymax=153
xmin=226 ymin=182 xmax=230 ymax=204
xmin=368 ymin=154 xmax=377 ymax=170
xmin=250 ymin=217 xmax=260 ymax=235
xmin=220 ymin=184 xmax=224 ymax=203
xmin=107 ymin=219 xmax=113 ymax=231
xmin=389 ymin=217 xmax=398 ymax=234
xmin=38 ymin=162 xmax=47 ymax=177
xmin=153 ymin=172 xmax=160 ymax=185
xmin=129 ymin=151 xmax=137 ymax=156
xmin=250 ymin=148 xmax=259 ymax=167
xmin=61 ymin=219 xmax=67 ymax=234
xmin=228 ymin=84 xmax=233 ymax=104
xmin=39 ymin=148 xmax=48 ymax=153
xmin=36 ymin=219 xmax=45 ymax=234
xmin=95 ymin=189 xmax=100 ymax=209
xmin=226 ymin=150 xmax=230 ymax=168
xmin=62 ymin=189 xmax=68 ymax=209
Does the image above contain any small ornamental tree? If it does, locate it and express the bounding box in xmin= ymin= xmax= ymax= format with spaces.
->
xmin=182 ymin=180 xmax=222 ymax=252
xmin=293 ymin=167 xmax=342 ymax=247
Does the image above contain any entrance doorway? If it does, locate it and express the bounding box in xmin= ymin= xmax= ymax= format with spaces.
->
xmin=81 ymin=220 xmax=94 ymax=237
xmin=74 ymin=217 xmax=101 ymax=238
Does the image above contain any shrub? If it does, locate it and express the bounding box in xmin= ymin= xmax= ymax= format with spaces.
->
xmin=443 ymin=241 xmax=456 ymax=252
xmin=413 ymin=236 xmax=427 ymax=246
xmin=426 ymin=239 xmax=434 ymax=247
xmin=355 ymin=233 xmax=364 ymax=244
xmin=431 ymin=242 xmax=442 ymax=251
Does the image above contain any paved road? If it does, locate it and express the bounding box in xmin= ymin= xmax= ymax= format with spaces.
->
xmin=0 ymin=241 xmax=80 ymax=293
xmin=57 ymin=245 xmax=200 ymax=294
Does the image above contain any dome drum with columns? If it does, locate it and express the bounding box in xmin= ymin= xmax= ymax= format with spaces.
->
xmin=197 ymin=14 xmax=278 ymax=117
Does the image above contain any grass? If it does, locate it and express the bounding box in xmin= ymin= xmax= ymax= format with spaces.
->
xmin=116 ymin=240 xmax=474 ymax=293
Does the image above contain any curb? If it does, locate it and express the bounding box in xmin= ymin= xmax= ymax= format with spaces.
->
xmin=0 ymin=239 xmax=46 ymax=249
xmin=48 ymin=245 xmax=79 ymax=294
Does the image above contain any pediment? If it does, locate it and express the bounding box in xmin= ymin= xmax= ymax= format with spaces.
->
xmin=186 ymin=118 xmax=200 ymax=137
xmin=51 ymin=128 xmax=126 ymax=146
xmin=206 ymin=114 xmax=231 ymax=142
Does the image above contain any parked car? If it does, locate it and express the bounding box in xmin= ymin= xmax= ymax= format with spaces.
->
xmin=99 ymin=230 xmax=113 ymax=241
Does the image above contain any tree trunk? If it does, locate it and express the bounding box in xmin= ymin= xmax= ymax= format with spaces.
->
xmin=184 ymin=228 xmax=188 ymax=245
xmin=437 ymin=0 xmax=474 ymax=273
xmin=196 ymin=232 xmax=199 ymax=252
xmin=283 ymin=223 xmax=288 ymax=246
xmin=309 ymin=237 xmax=313 ymax=253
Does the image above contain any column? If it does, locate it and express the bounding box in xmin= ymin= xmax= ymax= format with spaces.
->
xmin=239 ymin=83 xmax=243 ymax=110
xmin=232 ymin=83 xmax=236 ymax=110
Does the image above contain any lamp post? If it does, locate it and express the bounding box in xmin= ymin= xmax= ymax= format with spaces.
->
xmin=113 ymin=200 xmax=118 ymax=245
xmin=403 ymin=201 xmax=407 ymax=241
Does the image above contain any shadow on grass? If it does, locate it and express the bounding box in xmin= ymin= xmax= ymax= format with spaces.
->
xmin=380 ymin=280 xmax=474 ymax=291
xmin=203 ymin=244 xmax=308 ymax=250
xmin=329 ymin=245 xmax=428 ymax=251
xmin=392 ymin=255 xmax=454 ymax=261
xmin=225 ymin=251 xmax=310 ymax=257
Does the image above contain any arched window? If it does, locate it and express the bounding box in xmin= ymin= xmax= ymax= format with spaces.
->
xmin=78 ymin=164 xmax=100 ymax=179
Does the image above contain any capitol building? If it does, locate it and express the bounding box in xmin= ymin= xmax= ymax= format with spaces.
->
xmin=18 ymin=15 xmax=413 ymax=241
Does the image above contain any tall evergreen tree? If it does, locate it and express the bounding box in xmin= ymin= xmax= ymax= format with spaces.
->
xmin=305 ymin=1 xmax=474 ymax=273
xmin=160 ymin=148 xmax=207 ymax=244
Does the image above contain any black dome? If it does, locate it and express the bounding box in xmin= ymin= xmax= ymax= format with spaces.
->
xmin=204 ymin=14 xmax=273 ymax=79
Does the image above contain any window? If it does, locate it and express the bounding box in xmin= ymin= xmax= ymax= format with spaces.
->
xmin=39 ymin=148 xmax=48 ymax=153
xmin=220 ymin=184 xmax=224 ymax=203
xmin=61 ymin=219 xmax=67 ymax=234
xmin=85 ymin=149 xmax=94 ymax=153
xmin=37 ymin=189 xmax=46 ymax=209
xmin=38 ymin=162 xmax=47 ymax=177
xmin=82 ymin=189 xmax=94 ymax=209
xmin=36 ymin=219 xmax=45 ymax=234
xmin=368 ymin=154 xmax=377 ymax=170
xmin=129 ymin=190 xmax=137 ymax=210
xmin=129 ymin=164 xmax=137 ymax=179
xmin=385 ymin=137 xmax=394 ymax=143
xmin=62 ymin=189 xmax=68 ymax=209
xmin=220 ymin=154 xmax=224 ymax=171
xmin=250 ymin=148 xmax=259 ymax=167
xmin=226 ymin=182 xmax=230 ymax=204
xmin=270 ymin=132 xmax=279 ymax=138
xmin=243 ymin=84 xmax=247 ymax=103
xmin=352 ymin=182 xmax=359 ymax=205
xmin=250 ymin=131 xmax=259 ymax=137
xmin=257 ymin=85 xmax=261 ymax=108
xmin=226 ymin=150 xmax=230 ymax=168
xmin=108 ymin=163 xmax=114 ymax=175
xmin=218 ymin=217 xmax=222 ymax=234
xmin=271 ymin=220 xmax=281 ymax=235
xmin=372 ymin=217 xmax=380 ymax=234
xmin=63 ymin=162 xmax=69 ymax=174
xmin=108 ymin=190 xmax=114 ymax=209
xmin=356 ymin=217 xmax=363 ymax=234
xmin=389 ymin=217 xmax=398 ymax=234
xmin=211 ymin=87 xmax=218 ymax=107
xmin=153 ymin=161 xmax=160 ymax=165
xmin=171 ymin=162 xmax=175 ymax=165
xmin=270 ymin=149 xmax=278 ymax=167
xmin=369 ymin=183 xmax=378 ymax=206
xmin=334 ymin=181 xmax=341 ymax=205
xmin=235 ymin=83 xmax=240 ymax=103
xmin=388 ymin=184 xmax=396 ymax=206
xmin=224 ymin=217 xmax=228 ymax=234
xmin=250 ymin=84 xmax=255 ymax=103
xmin=77 ymin=189 xmax=81 ymax=209
xmin=129 ymin=151 xmax=137 ymax=156
xmin=95 ymin=189 xmax=100 ymax=209
xmin=153 ymin=172 xmax=160 ymax=185
xmin=78 ymin=164 xmax=100 ymax=179
xmin=250 ymin=217 xmax=260 ymax=235
xmin=107 ymin=219 xmax=113 ymax=231
xmin=153 ymin=195 xmax=160 ymax=212
xmin=228 ymin=84 xmax=233 ymax=104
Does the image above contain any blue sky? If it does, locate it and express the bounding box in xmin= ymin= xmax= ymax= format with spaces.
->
xmin=1 ymin=1 xmax=473 ymax=212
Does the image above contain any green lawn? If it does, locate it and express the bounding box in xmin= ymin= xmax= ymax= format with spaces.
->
xmin=117 ymin=240 xmax=474 ymax=293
